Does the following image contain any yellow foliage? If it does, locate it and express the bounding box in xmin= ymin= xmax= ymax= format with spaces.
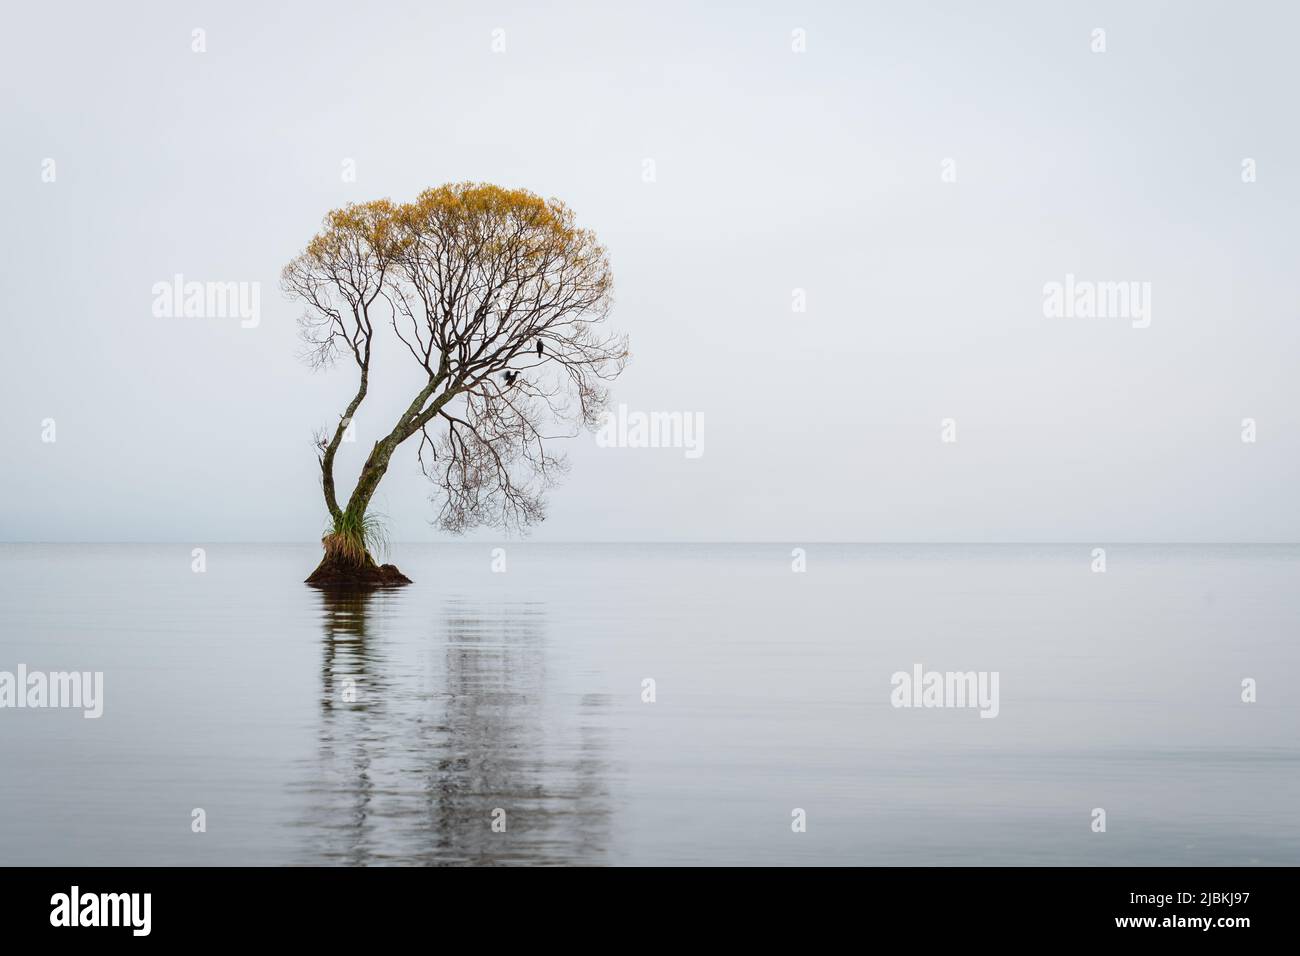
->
xmin=303 ymin=183 xmax=595 ymax=263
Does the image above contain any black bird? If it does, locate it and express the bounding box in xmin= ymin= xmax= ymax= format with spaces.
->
xmin=502 ymin=370 xmax=519 ymax=386
xmin=536 ymin=339 xmax=544 ymax=358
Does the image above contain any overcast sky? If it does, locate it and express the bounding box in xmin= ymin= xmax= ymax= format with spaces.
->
xmin=2 ymin=0 xmax=1297 ymax=543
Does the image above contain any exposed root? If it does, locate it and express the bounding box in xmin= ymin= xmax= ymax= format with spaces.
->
xmin=305 ymin=535 xmax=411 ymax=588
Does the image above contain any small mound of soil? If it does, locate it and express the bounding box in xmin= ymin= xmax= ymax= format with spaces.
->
xmin=305 ymin=553 xmax=413 ymax=588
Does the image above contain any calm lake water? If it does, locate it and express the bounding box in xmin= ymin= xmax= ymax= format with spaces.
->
xmin=0 ymin=543 xmax=1296 ymax=866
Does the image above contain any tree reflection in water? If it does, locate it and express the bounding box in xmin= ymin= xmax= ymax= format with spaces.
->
xmin=305 ymin=587 xmax=612 ymax=865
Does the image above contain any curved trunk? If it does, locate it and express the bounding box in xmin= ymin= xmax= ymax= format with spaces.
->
xmin=306 ymin=439 xmax=408 ymax=587
xmin=344 ymin=438 xmax=399 ymax=525
xmin=307 ymin=372 xmax=453 ymax=587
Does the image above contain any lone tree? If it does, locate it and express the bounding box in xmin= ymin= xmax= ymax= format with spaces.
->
xmin=282 ymin=183 xmax=627 ymax=586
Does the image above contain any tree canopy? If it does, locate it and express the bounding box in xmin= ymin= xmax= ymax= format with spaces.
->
xmin=282 ymin=183 xmax=627 ymax=549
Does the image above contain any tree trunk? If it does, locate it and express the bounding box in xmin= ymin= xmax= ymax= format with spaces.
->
xmin=306 ymin=370 xmax=452 ymax=588
xmin=345 ymin=439 xmax=398 ymax=522
xmin=306 ymin=438 xmax=411 ymax=588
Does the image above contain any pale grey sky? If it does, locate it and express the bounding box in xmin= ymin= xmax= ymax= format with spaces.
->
xmin=1 ymin=0 xmax=1297 ymax=542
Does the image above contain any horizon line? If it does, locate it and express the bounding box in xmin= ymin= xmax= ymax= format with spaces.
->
xmin=2 ymin=540 xmax=1298 ymax=547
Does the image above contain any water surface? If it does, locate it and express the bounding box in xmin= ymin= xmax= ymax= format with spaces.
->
xmin=0 ymin=543 xmax=1296 ymax=865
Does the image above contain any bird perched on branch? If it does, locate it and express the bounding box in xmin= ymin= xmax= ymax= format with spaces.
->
xmin=536 ymin=339 xmax=544 ymax=358
xmin=502 ymin=370 xmax=519 ymax=387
